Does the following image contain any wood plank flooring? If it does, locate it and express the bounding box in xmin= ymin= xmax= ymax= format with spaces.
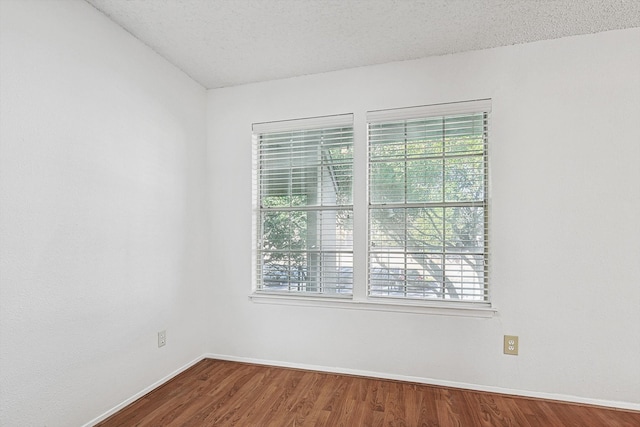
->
xmin=95 ymin=358 xmax=640 ymax=426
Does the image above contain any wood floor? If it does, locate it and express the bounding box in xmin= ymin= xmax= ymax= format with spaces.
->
xmin=95 ymin=359 xmax=640 ymax=427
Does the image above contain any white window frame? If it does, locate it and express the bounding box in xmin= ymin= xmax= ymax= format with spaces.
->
xmin=251 ymin=101 xmax=495 ymax=318
xmin=252 ymin=114 xmax=354 ymax=297
xmin=367 ymin=99 xmax=491 ymax=304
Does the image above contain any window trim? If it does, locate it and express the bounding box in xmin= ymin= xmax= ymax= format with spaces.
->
xmin=249 ymin=292 xmax=495 ymax=318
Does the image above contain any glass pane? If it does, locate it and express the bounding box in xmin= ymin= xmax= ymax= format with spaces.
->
xmin=444 ymin=114 xmax=485 ymax=155
xmin=406 ymin=159 xmax=443 ymax=203
xmin=444 ymin=254 xmax=485 ymax=301
xmin=259 ymin=164 xmax=317 ymax=207
xmin=405 ymin=208 xmax=444 ymax=252
xmin=261 ymin=211 xmax=308 ymax=252
xmin=405 ymin=118 xmax=444 ymax=157
xmin=445 ymin=207 xmax=484 ymax=254
xmin=370 ymin=208 xmax=445 ymax=253
xmin=260 ymin=254 xmax=309 ymax=292
xmin=369 ymin=253 xmax=445 ymax=299
xmin=326 ymin=145 xmax=353 ymax=205
xmin=317 ymin=210 xmax=353 ymax=251
xmin=260 ymin=209 xmax=353 ymax=294
xmin=444 ymin=155 xmax=484 ymax=202
xmin=403 ymin=255 xmax=444 ymax=299
xmin=317 ymin=252 xmax=353 ymax=294
xmin=369 ymin=161 xmax=405 ymax=204
xmin=369 ymin=123 xmax=407 ymax=161
xmin=369 ymin=119 xmax=444 ymax=160
xmin=369 ymin=252 xmax=406 ymax=296
xmin=260 ymin=128 xmax=353 ymax=208
xmin=370 ymin=208 xmax=406 ymax=250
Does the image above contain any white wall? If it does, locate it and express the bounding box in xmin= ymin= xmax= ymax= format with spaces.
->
xmin=206 ymin=28 xmax=640 ymax=408
xmin=1 ymin=1 xmax=638 ymax=423
xmin=0 ymin=1 xmax=209 ymax=425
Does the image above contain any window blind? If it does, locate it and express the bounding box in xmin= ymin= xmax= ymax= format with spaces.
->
xmin=255 ymin=115 xmax=354 ymax=295
xmin=367 ymin=101 xmax=489 ymax=302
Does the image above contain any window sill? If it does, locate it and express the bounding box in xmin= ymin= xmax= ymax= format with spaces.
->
xmin=249 ymin=292 xmax=496 ymax=318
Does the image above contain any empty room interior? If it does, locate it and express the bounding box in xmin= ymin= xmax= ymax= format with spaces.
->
xmin=1 ymin=0 xmax=639 ymax=425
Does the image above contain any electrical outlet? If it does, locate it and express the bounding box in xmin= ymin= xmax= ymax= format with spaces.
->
xmin=504 ymin=335 xmax=518 ymax=355
xmin=158 ymin=330 xmax=166 ymax=348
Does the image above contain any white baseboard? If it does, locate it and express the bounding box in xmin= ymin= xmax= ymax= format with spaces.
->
xmin=204 ymin=352 xmax=640 ymax=412
xmin=82 ymin=355 xmax=206 ymax=427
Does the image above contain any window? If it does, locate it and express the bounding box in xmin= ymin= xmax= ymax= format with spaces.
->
xmin=254 ymin=115 xmax=354 ymax=296
xmin=253 ymin=100 xmax=491 ymax=312
xmin=368 ymin=100 xmax=489 ymax=302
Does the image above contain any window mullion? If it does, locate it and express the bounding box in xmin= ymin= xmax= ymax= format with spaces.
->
xmin=352 ymin=114 xmax=368 ymax=300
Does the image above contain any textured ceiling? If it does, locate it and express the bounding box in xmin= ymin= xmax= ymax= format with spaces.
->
xmin=85 ymin=0 xmax=640 ymax=89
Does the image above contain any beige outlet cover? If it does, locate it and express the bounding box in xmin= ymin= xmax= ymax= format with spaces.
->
xmin=504 ymin=335 xmax=519 ymax=355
